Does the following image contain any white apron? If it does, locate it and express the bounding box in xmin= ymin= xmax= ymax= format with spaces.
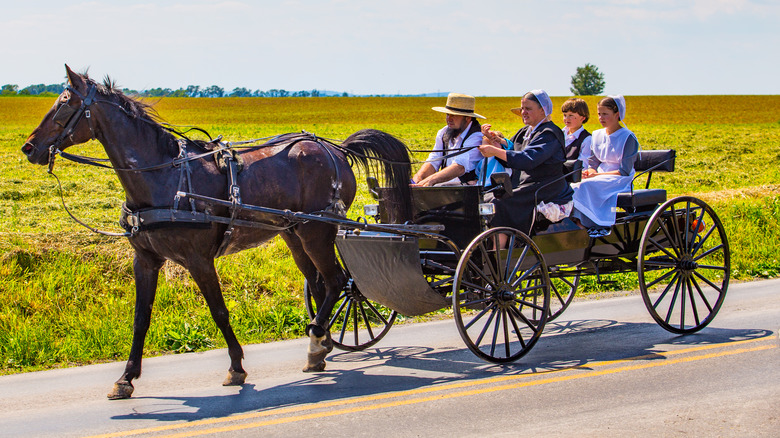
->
xmin=572 ymin=128 xmax=636 ymax=226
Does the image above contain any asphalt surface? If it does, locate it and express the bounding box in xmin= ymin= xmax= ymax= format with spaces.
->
xmin=0 ymin=278 xmax=778 ymax=437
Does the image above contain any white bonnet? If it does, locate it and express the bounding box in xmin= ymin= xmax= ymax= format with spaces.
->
xmin=608 ymin=94 xmax=626 ymax=121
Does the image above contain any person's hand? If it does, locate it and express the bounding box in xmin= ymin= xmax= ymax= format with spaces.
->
xmin=582 ymin=168 xmax=598 ymax=179
xmin=412 ymin=176 xmax=435 ymax=187
xmin=478 ymin=144 xmax=502 ymax=158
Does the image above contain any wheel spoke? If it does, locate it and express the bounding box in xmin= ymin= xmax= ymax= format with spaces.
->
xmin=683 ymin=200 xmax=692 ymax=252
xmin=697 ymin=264 xmax=727 ymax=271
xmin=508 ymin=244 xmax=530 ymax=281
xmin=466 ymin=258 xmax=499 ymax=291
xmin=691 ymin=224 xmax=717 ymax=257
xmin=502 ymin=310 xmax=511 ymax=358
xmin=663 ymin=275 xmax=683 ymax=325
xmin=653 ymin=271 xmax=680 ymax=309
xmin=337 ymin=299 xmax=353 ymax=344
xmin=490 ymin=309 xmax=502 ymax=357
xmin=693 ymin=271 xmax=724 ymax=294
xmin=643 ymin=259 xmax=677 ymax=268
xmin=358 ymin=303 xmax=375 ymax=341
xmin=328 ymin=293 xmax=349 ymax=328
xmin=507 ymin=306 xmax=526 ymax=348
xmin=351 ymin=300 xmax=359 ymax=345
xmin=478 ymin=239 xmax=501 ymax=284
xmin=475 ymin=306 xmax=499 ymax=346
xmin=692 ymin=244 xmax=724 ymax=262
xmin=510 ymin=262 xmax=543 ymax=289
xmin=690 ymin=275 xmax=715 ymax=313
xmin=646 ymin=267 xmax=678 ymax=290
xmin=648 ymin=237 xmax=680 ymax=260
xmin=463 ymin=302 xmax=496 ymax=331
xmin=364 ymin=300 xmax=390 ymax=326
xmin=657 ymin=216 xmax=682 ymax=258
xmin=686 ymin=277 xmax=701 ymax=327
xmin=509 ymin=303 xmax=540 ymax=335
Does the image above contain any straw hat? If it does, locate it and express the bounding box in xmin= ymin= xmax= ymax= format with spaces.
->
xmin=432 ymin=93 xmax=485 ymax=119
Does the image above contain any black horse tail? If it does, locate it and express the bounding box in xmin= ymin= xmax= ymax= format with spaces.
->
xmin=341 ymin=129 xmax=413 ymax=223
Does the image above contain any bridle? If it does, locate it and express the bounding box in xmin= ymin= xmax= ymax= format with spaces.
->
xmin=47 ymin=83 xmax=99 ymax=173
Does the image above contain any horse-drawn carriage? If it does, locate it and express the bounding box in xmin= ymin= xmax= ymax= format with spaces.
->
xmin=301 ymin=151 xmax=730 ymax=363
xmin=21 ymin=66 xmax=730 ymax=398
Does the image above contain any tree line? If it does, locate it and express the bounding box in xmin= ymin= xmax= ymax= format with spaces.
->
xmin=0 ymin=83 xmax=347 ymax=98
xmin=2 ymin=63 xmax=606 ymax=97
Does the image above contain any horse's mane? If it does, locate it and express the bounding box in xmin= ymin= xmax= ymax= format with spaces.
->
xmin=80 ymin=71 xmax=179 ymax=156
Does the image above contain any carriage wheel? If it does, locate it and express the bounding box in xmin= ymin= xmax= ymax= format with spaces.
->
xmin=304 ymin=274 xmax=397 ymax=351
xmin=453 ymin=227 xmax=550 ymax=363
xmin=638 ymin=196 xmax=730 ymax=334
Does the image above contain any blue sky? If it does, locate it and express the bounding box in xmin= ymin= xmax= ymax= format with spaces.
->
xmin=2 ymin=0 xmax=778 ymax=96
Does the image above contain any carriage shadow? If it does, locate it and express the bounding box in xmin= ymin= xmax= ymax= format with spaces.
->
xmin=110 ymin=321 xmax=772 ymax=423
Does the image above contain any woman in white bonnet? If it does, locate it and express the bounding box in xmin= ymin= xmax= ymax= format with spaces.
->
xmin=571 ymin=95 xmax=639 ymax=229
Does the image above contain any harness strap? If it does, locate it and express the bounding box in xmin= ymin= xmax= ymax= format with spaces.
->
xmin=120 ymin=204 xmax=294 ymax=234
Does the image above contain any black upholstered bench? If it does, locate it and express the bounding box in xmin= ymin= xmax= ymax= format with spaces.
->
xmin=616 ymin=149 xmax=676 ymax=212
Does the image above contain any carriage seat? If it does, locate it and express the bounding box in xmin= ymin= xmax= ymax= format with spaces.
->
xmin=616 ymin=149 xmax=676 ymax=212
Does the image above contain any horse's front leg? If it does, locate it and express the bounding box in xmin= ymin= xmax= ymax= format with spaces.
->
xmin=108 ymin=252 xmax=164 ymax=400
xmin=187 ymin=258 xmax=247 ymax=386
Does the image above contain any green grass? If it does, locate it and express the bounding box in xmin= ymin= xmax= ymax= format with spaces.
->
xmin=1 ymin=95 xmax=779 ymax=375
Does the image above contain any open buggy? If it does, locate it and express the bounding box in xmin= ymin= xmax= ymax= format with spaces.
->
xmin=299 ymin=150 xmax=730 ymax=363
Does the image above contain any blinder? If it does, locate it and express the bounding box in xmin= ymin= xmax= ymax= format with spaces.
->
xmin=53 ymin=97 xmax=78 ymax=127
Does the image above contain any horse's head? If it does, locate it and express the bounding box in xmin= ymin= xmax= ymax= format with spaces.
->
xmin=22 ymin=65 xmax=100 ymax=166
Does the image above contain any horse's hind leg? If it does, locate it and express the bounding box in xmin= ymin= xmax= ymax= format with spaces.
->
xmin=283 ymin=225 xmax=346 ymax=372
xmin=187 ymin=257 xmax=247 ymax=386
xmin=108 ymin=252 xmax=164 ymax=400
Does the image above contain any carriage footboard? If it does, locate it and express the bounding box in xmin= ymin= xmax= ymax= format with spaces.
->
xmin=335 ymin=230 xmax=449 ymax=316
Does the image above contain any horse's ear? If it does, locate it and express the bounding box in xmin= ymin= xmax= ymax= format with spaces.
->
xmin=64 ymin=64 xmax=86 ymax=90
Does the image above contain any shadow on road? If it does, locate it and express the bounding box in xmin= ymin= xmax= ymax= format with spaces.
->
xmin=110 ymin=322 xmax=773 ymax=423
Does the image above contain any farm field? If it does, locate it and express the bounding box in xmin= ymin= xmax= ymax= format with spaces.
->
xmin=1 ymin=94 xmax=779 ymax=375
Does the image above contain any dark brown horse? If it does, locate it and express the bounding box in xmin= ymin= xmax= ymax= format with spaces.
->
xmin=22 ymin=65 xmax=412 ymax=399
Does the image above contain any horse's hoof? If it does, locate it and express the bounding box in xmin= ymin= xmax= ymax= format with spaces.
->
xmin=222 ymin=370 xmax=248 ymax=386
xmin=107 ymin=382 xmax=134 ymax=400
xmin=302 ymin=358 xmax=327 ymax=373
xmin=303 ymin=331 xmax=332 ymax=372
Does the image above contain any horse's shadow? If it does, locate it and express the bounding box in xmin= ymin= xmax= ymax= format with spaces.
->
xmin=110 ymin=321 xmax=773 ymax=422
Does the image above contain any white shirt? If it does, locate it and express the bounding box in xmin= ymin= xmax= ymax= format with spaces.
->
xmin=563 ymin=126 xmax=592 ymax=162
xmin=426 ymin=121 xmax=483 ymax=173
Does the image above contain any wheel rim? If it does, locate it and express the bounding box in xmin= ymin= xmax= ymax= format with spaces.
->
xmin=453 ymin=227 xmax=550 ymax=363
xmin=638 ymin=196 xmax=730 ymax=334
xmin=304 ymin=274 xmax=397 ymax=351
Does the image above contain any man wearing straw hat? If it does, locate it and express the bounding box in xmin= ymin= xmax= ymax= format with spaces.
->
xmin=411 ymin=93 xmax=485 ymax=187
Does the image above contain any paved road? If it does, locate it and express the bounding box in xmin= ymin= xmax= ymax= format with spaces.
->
xmin=1 ymin=279 xmax=778 ymax=437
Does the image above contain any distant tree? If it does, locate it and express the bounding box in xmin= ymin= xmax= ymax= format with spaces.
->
xmin=143 ymin=87 xmax=173 ymax=97
xmin=230 ymin=87 xmax=252 ymax=97
xmin=170 ymin=88 xmax=188 ymax=97
xmin=185 ymin=85 xmax=201 ymax=97
xmin=1 ymin=84 xmax=19 ymax=96
xmin=202 ymin=85 xmax=224 ymax=98
xmin=570 ymin=63 xmax=605 ymax=96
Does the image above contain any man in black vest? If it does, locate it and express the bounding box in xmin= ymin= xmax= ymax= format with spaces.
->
xmin=412 ymin=93 xmax=485 ymax=186
xmin=479 ymin=90 xmax=573 ymax=237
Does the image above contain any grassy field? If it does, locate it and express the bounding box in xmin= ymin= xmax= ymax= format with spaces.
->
xmin=2 ymin=94 xmax=779 ymax=374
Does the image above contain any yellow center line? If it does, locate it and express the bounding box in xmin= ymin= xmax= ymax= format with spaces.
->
xmin=85 ymin=337 xmax=776 ymax=438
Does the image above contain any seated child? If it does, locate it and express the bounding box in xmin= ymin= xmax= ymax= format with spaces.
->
xmin=561 ymin=98 xmax=592 ymax=162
